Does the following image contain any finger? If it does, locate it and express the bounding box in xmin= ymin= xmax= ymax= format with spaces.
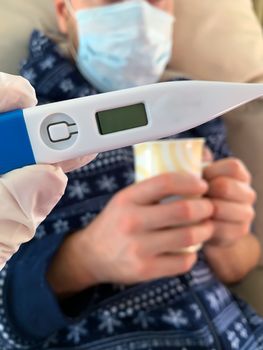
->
xmin=125 ymin=172 xmax=208 ymax=205
xmin=203 ymin=158 xmax=251 ymax=183
xmin=207 ymin=177 xmax=256 ymax=204
xmin=142 ymin=253 xmax=197 ymax=281
xmin=202 ymin=147 xmax=213 ymax=163
xmin=208 ymin=220 xmax=250 ymax=246
xmin=142 ymin=221 xmax=214 ymax=255
xmin=56 ymin=154 xmax=98 ymax=173
xmin=212 ymin=199 xmax=255 ymax=224
xmin=0 ymin=73 xmax=37 ymax=112
xmin=142 ymin=198 xmax=214 ymax=229
xmin=2 ymin=164 xmax=68 ymax=227
xmin=14 ymin=77 xmax=38 ymax=109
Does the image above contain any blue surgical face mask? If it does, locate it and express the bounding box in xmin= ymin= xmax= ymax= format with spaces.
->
xmin=71 ymin=0 xmax=175 ymax=92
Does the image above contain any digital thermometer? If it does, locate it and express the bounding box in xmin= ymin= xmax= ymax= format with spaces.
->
xmin=1 ymin=80 xmax=263 ymax=175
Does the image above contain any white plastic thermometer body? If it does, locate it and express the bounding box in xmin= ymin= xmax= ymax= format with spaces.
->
xmin=1 ymin=80 xmax=263 ymax=174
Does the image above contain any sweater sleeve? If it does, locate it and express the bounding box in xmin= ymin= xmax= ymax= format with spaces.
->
xmin=2 ymin=234 xmax=75 ymax=344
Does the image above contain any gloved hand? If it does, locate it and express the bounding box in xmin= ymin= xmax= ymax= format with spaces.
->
xmin=0 ymin=73 xmax=97 ymax=172
xmin=0 ymin=73 xmax=95 ymax=268
xmin=0 ymin=165 xmax=67 ymax=269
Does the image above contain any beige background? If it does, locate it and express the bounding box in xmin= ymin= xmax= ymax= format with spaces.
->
xmin=0 ymin=0 xmax=57 ymax=74
xmin=254 ymin=0 xmax=263 ymax=26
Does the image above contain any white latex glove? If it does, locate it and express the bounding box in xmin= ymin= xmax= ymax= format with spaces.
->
xmin=0 ymin=72 xmax=38 ymax=112
xmin=0 ymin=165 xmax=67 ymax=269
xmin=0 ymin=73 xmax=97 ymax=172
xmin=56 ymin=154 xmax=97 ymax=173
xmin=0 ymin=73 xmax=95 ymax=268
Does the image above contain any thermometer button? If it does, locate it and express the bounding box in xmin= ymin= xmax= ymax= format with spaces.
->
xmin=40 ymin=113 xmax=78 ymax=151
xmin=48 ymin=122 xmax=71 ymax=142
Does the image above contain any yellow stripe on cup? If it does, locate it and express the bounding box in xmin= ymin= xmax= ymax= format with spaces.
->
xmin=133 ymin=138 xmax=204 ymax=182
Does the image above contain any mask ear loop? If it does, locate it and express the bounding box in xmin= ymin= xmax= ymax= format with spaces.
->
xmin=64 ymin=0 xmax=75 ymax=15
xmin=64 ymin=0 xmax=79 ymax=61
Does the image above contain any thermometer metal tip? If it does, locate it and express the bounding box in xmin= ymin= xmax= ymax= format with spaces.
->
xmin=0 ymin=80 xmax=263 ymax=174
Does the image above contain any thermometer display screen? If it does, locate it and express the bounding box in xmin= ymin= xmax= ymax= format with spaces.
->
xmin=96 ymin=103 xmax=148 ymax=135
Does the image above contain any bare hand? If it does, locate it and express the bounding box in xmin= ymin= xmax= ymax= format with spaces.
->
xmin=48 ymin=172 xmax=214 ymax=295
xmin=203 ymin=158 xmax=256 ymax=247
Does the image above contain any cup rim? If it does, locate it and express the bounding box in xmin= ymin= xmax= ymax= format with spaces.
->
xmin=133 ymin=138 xmax=205 ymax=148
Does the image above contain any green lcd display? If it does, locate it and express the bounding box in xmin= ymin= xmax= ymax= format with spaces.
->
xmin=96 ymin=103 xmax=148 ymax=135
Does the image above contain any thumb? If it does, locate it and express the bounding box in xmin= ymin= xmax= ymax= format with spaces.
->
xmin=0 ymin=165 xmax=67 ymax=264
xmin=1 ymin=164 xmax=68 ymax=228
